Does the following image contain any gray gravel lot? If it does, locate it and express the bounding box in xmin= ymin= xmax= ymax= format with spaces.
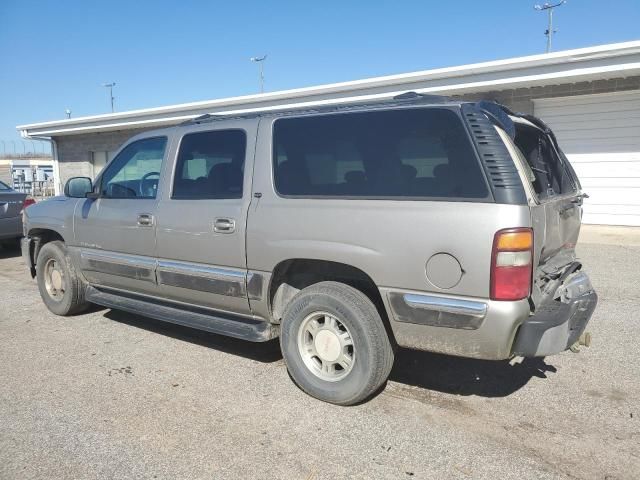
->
xmin=0 ymin=239 xmax=638 ymax=480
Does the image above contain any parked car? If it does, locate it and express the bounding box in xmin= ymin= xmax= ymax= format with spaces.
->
xmin=21 ymin=93 xmax=597 ymax=405
xmin=0 ymin=180 xmax=34 ymax=248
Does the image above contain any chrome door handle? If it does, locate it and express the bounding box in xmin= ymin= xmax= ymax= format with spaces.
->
xmin=213 ymin=218 xmax=236 ymax=233
xmin=137 ymin=213 xmax=154 ymax=227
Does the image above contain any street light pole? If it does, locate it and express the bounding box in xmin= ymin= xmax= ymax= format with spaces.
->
xmin=102 ymin=82 xmax=116 ymax=112
xmin=534 ymin=1 xmax=566 ymax=53
xmin=250 ymin=55 xmax=267 ymax=93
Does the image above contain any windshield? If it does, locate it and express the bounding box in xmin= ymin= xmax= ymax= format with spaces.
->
xmin=0 ymin=180 xmax=12 ymax=191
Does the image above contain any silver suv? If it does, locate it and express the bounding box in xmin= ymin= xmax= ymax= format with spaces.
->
xmin=22 ymin=93 xmax=597 ymax=405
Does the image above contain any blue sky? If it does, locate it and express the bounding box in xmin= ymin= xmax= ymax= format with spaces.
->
xmin=0 ymin=0 xmax=638 ymax=153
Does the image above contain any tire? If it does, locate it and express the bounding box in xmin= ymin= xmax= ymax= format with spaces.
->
xmin=280 ymin=281 xmax=394 ymax=405
xmin=36 ymin=241 xmax=89 ymax=316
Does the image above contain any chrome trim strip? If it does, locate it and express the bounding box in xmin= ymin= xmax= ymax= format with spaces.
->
xmin=156 ymin=259 xmax=247 ymax=297
xmin=79 ymin=250 xmax=156 ymax=282
xmin=81 ymin=250 xmax=157 ymax=268
xmin=157 ymin=260 xmax=245 ymax=280
xmin=388 ymin=292 xmax=487 ymax=330
xmin=403 ymin=294 xmax=487 ymax=318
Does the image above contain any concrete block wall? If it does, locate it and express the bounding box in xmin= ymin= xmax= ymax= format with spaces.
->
xmin=54 ymin=127 xmax=155 ymax=188
xmin=454 ymin=75 xmax=640 ymax=114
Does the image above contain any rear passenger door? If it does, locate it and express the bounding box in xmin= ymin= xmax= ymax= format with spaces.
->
xmin=154 ymin=120 xmax=258 ymax=315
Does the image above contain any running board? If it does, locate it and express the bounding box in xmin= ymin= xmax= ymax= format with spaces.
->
xmin=85 ymin=286 xmax=278 ymax=342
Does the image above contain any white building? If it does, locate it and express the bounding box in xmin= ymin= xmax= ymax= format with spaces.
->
xmin=18 ymin=41 xmax=640 ymax=225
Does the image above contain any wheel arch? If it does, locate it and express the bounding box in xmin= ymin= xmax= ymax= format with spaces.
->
xmin=24 ymin=228 xmax=66 ymax=278
xmin=268 ymin=258 xmax=396 ymax=346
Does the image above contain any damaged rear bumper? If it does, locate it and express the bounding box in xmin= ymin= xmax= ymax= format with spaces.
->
xmin=512 ymin=271 xmax=597 ymax=357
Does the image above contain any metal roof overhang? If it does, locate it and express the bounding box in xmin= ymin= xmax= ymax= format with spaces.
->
xmin=18 ymin=40 xmax=640 ymax=138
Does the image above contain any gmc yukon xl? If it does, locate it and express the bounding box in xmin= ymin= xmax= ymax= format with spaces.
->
xmin=22 ymin=93 xmax=597 ymax=405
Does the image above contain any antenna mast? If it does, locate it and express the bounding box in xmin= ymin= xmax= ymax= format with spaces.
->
xmin=534 ymin=1 xmax=566 ymax=53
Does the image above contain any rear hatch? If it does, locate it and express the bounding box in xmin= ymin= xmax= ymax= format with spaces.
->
xmin=0 ymin=189 xmax=25 ymax=219
xmin=507 ymin=113 xmax=587 ymax=305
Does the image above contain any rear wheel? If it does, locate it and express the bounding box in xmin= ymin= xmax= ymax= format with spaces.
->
xmin=280 ymin=281 xmax=394 ymax=405
xmin=36 ymin=241 xmax=89 ymax=316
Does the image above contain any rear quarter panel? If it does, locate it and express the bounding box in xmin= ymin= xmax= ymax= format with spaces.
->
xmin=247 ymin=117 xmax=532 ymax=300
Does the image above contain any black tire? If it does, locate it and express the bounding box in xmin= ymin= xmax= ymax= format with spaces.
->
xmin=36 ymin=241 xmax=89 ymax=316
xmin=280 ymin=281 xmax=394 ymax=405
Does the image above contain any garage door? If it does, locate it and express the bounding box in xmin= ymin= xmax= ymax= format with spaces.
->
xmin=534 ymin=90 xmax=640 ymax=226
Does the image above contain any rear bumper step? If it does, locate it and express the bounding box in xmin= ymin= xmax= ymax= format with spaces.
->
xmin=512 ymin=271 xmax=597 ymax=357
xmin=85 ymin=286 xmax=278 ymax=342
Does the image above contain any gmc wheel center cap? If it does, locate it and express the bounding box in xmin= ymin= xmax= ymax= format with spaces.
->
xmin=314 ymin=329 xmax=341 ymax=362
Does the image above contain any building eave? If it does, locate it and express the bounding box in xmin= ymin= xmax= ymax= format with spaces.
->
xmin=18 ymin=40 xmax=640 ymax=138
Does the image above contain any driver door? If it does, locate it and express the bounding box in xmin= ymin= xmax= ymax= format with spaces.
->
xmin=74 ymin=135 xmax=168 ymax=296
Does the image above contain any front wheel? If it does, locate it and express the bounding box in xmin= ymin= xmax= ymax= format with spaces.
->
xmin=36 ymin=241 xmax=89 ymax=316
xmin=280 ymin=281 xmax=394 ymax=405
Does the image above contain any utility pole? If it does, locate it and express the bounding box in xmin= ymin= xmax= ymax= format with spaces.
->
xmin=535 ymin=1 xmax=566 ymax=53
xmin=250 ymin=55 xmax=267 ymax=93
xmin=102 ymin=82 xmax=116 ymax=112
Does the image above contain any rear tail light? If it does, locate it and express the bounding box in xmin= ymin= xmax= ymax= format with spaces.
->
xmin=490 ymin=228 xmax=533 ymax=301
xmin=21 ymin=196 xmax=36 ymax=212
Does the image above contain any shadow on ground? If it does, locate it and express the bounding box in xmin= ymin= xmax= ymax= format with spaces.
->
xmin=103 ymin=309 xmax=283 ymax=363
xmin=390 ymin=348 xmax=556 ymax=397
xmin=102 ymin=307 xmax=555 ymax=397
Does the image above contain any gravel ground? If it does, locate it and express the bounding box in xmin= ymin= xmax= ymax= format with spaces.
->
xmin=0 ymin=240 xmax=638 ymax=480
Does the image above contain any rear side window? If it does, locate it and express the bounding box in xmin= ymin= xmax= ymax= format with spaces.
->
xmin=513 ymin=124 xmax=576 ymax=199
xmin=173 ymin=130 xmax=246 ymax=199
xmin=273 ymin=108 xmax=489 ymax=199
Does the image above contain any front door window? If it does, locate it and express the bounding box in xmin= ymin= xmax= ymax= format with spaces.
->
xmin=99 ymin=137 xmax=167 ymax=199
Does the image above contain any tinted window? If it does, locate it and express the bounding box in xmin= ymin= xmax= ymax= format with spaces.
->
xmin=173 ymin=130 xmax=246 ymax=199
xmin=0 ymin=180 xmax=11 ymax=191
xmin=100 ymin=137 xmax=166 ymax=199
xmin=513 ymin=124 xmax=576 ymax=199
xmin=273 ymin=108 xmax=488 ymax=199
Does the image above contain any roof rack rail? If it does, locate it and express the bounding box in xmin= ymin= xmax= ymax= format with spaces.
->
xmin=179 ymin=113 xmax=223 ymax=126
xmin=393 ymin=91 xmax=451 ymax=103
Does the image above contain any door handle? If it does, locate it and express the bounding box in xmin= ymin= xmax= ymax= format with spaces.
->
xmin=213 ymin=218 xmax=236 ymax=233
xmin=137 ymin=213 xmax=154 ymax=227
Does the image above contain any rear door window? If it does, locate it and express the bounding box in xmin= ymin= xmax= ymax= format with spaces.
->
xmin=172 ymin=130 xmax=246 ymax=199
xmin=273 ymin=108 xmax=489 ymax=199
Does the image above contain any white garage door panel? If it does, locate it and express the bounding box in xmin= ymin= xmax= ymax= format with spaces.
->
xmin=575 ymin=161 xmax=640 ymax=178
xmin=537 ymin=101 xmax=640 ymax=117
xmin=555 ymin=126 xmax=640 ymax=139
xmin=584 ymin=188 xmax=640 ymax=205
xmin=541 ymin=112 xmax=640 ymax=124
xmin=581 ymin=179 xmax=640 ymax=189
xmin=535 ymin=90 xmax=640 ymax=226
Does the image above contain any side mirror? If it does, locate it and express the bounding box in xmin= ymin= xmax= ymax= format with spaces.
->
xmin=64 ymin=177 xmax=93 ymax=198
